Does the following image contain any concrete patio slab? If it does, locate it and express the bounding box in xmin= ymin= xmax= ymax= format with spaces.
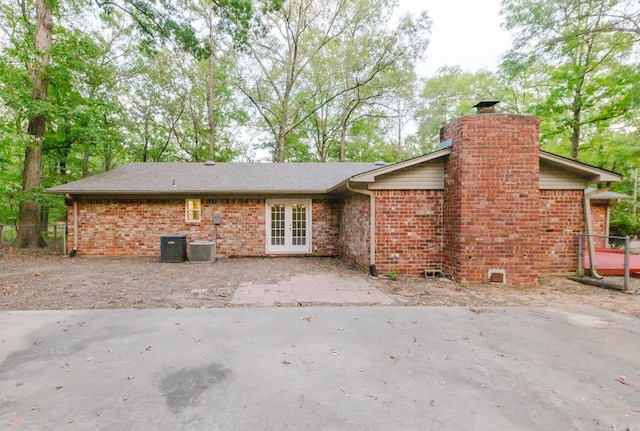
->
xmin=1 ymin=306 xmax=639 ymax=430
xmin=230 ymin=274 xmax=397 ymax=306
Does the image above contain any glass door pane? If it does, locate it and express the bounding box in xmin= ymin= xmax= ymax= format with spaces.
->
xmin=291 ymin=203 xmax=307 ymax=246
xmin=270 ymin=204 xmax=285 ymax=246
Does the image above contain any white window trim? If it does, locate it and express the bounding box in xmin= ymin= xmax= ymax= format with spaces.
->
xmin=185 ymin=199 xmax=201 ymax=222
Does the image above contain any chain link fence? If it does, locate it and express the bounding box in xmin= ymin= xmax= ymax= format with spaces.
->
xmin=0 ymin=223 xmax=67 ymax=254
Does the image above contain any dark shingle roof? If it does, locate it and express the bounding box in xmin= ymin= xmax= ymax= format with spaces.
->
xmin=47 ymin=162 xmax=381 ymax=195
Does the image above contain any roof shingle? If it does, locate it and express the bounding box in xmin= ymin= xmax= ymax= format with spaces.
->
xmin=47 ymin=162 xmax=381 ymax=195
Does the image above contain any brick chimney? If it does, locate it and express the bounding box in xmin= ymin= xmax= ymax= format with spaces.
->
xmin=440 ymin=103 xmax=541 ymax=286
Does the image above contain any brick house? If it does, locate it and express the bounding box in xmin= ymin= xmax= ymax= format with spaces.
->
xmin=47 ymin=110 xmax=622 ymax=286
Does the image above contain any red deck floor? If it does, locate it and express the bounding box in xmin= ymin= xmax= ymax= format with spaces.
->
xmin=584 ymin=248 xmax=640 ymax=276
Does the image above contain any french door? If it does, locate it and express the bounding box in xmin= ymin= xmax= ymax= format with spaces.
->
xmin=266 ymin=199 xmax=311 ymax=253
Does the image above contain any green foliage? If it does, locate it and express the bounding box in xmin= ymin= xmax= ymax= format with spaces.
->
xmin=610 ymin=201 xmax=640 ymax=239
xmin=239 ymin=0 xmax=430 ymax=162
xmin=502 ymin=0 xmax=640 ymax=161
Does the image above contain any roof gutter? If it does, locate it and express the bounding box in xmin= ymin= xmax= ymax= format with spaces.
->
xmin=346 ymin=182 xmax=377 ymax=277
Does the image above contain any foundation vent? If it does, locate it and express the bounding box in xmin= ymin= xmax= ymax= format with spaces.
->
xmin=488 ymin=269 xmax=506 ymax=284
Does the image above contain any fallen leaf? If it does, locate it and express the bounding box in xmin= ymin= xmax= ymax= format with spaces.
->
xmin=300 ymin=315 xmax=314 ymax=321
xmin=8 ymin=418 xmax=24 ymax=426
xmin=282 ymin=360 xmax=291 ymax=365
xmin=615 ymin=377 xmax=631 ymax=386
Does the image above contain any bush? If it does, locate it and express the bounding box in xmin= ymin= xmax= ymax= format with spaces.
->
xmin=609 ymin=201 xmax=640 ymax=239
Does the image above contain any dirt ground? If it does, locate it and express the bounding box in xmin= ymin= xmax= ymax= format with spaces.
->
xmin=1 ymin=245 xmax=639 ymax=318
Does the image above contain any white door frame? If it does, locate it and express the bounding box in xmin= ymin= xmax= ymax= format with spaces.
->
xmin=266 ymin=199 xmax=312 ymax=254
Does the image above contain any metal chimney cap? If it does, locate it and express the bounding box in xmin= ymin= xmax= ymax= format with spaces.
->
xmin=473 ymin=100 xmax=500 ymax=113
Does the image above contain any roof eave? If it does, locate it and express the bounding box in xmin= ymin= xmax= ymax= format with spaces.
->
xmin=540 ymin=152 xmax=622 ymax=183
xmin=48 ymin=189 xmax=332 ymax=196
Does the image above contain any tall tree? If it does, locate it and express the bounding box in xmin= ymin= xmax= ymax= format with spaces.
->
xmin=11 ymin=0 xmax=202 ymax=246
xmin=239 ymin=0 xmax=429 ymax=162
xmin=502 ymin=0 xmax=640 ymax=160
xmin=305 ymin=3 xmax=430 ymax=161
xmin=181 ymin=0 xmax=253 ymax=161
xmin=17 ymin=0 xmax=53 ymax=247
xmin=238 ymin=0 xmax=349 ymax=162
xmin=412 ymin=65 xmax=538 ymax=151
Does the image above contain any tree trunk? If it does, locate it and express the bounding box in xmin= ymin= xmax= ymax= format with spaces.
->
xmin=339 ymin=92 xmax=349 ymax=162
xmin=17 ymin=0 xmax=52 ymax=248
xmin=82 ymin=148 xmax=90 ymax=177
xmin=143 ymin=113 xmax=149 ymax=162
xmin=276 ymin=123 xmax=286 ymax=162
xmin=571 ymin=109 xmax=581 ymax=160
xmin=39 ymin=206 xmax=49 ymax=234
xmin=396 ymin=113 xmax=402 ymax=162
xmin=206 ymin=10 xmax=217 ymax=161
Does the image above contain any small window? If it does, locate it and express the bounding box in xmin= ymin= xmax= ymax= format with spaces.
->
xmin=185 ymin=199 xmax=201 ymax=222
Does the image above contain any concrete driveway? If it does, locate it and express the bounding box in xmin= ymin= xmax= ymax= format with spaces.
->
xmin=1 ymin=306 xmax=639 ymax=430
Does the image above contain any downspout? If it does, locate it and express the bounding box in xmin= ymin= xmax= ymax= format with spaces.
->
xmin=346 ymin=182 xmax=377 ymax=277
xmin=72 ymin=200 xmax=78 ymax=256
xmin=605 ymin=205 xmax=611 ymax=248
xmin=583 ymin=183 xmax=612 ymax=279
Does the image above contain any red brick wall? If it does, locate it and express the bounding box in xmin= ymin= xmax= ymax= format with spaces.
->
xmin=204 ymin=199 xmax=265 ymax=256
xmin=312 ymin=199 xmax=341 ymax=255
xmin=539 ymin=190 xmax=585 ymax=273
xmin=339 ymin=193 xmax=370 ymax=270
xmin=441 ymin=114 xmax=541 ymax=285
xmin=68 ymin=198 xmax=340 ymax=257
xmin=590 ymin=203 xmax=608 ymax=248
xmin=374 ymin=190 xmax=443 ymax=275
